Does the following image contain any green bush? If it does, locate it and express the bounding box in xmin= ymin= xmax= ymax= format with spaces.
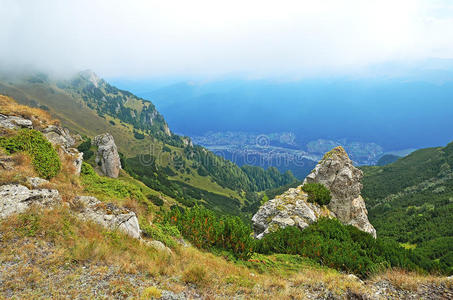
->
xmin=302 ymin=182 xmax=331 ymax=205
xmin=166 ymin=206 xmax=255 ymax=259
xmin=165 ymin=205 xmax=439 ymax=278
xmin=147 ymin=194 xmax=164 ymax=206
xmin=0 ymin=129 xmax=61 ymax=179
xmin=255 ymin=218 xmax=437 ymax=278
xmin=140 ymin=218 xmax=181 ymax=248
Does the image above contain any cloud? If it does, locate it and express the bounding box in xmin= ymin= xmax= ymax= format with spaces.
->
xmin=1 ymin=0 xmax=453 ymax=78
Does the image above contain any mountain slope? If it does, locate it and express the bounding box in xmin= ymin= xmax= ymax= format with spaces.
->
xmin=0 ymin=71 xmax=295 ymax=216
xmin=361 ymin=142 xmax=453 ymax=273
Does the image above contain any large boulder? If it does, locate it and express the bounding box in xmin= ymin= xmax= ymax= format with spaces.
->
xmin=0 ymin=184 xmax=61 ymax=219
xmin=93 ymin=133 xmax=121 ymax=178
xmin=303 ymin=146 xmax=376 ymax=238
xmin=73 ymin=196 xmax=141 ymax=239
xmin=252 ymin=146 xmax=376 ymax=239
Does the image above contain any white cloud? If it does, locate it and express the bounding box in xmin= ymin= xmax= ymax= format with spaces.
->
xmin=1 ymin=0 xmax=453 ymax=78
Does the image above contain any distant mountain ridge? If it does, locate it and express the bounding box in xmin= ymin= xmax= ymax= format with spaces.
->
xmin=116 ymin=78 xmax=453 ymax=151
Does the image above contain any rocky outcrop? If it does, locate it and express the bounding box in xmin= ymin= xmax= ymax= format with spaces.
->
xmin=0 ymin=114 xmax=33 ymax=130
xmin=252 ymin=187 xmax=333 ymax=239
xmin=72 ymin=196 xmax=141 ymax=239
xmin=252 ymin=146 xmax=376 ymax=239
xmin=0 ymin=184 xmax=61 ymax=219
xmin=93 ymin=133 xmax=121 ymax=178
xmin=303 ymin=146 xmax=376 ymax=238
xmin=41 ymin=125 xmax=83 ymax=175
xmin=42 ymin=125 xmax=75 ymax=148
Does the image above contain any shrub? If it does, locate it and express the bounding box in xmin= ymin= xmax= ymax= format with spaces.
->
xmin=147 ymin=194 xmax=164 ymax=206
xmin=166 ymin=206 xmax=254 ymax=259
xmin=134 ymin=131 xmax=145 ymax=139
xmin=302 ymin=182 xmax=331 ymax=205
xmin=77 ymin=138 xmax=91 ymax=152
xmin=139 ymin=218 xmax=180 ymax=248
xmin=255 ymin=218 xmax=436 ymax=278
xmin=0 ymin=129 xmax=61 ymax=179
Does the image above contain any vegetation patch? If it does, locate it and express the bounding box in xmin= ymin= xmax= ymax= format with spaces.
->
xmin=80 ymin=162 xmax=146 ymax=205
xmin=0 ymin=129 xmax=61 ymax=179
xmin=166 ymin=206 xmax=443 ymax=278
xmin=302 ymin=182 xmax=332 ymax=206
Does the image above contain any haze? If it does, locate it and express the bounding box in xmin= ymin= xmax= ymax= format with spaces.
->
xmin=2 ymin=0 xmax=453 ymax=78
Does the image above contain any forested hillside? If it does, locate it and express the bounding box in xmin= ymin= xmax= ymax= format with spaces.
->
xmin=0 ymin=71 xmax=295 ymax=216
xmin=362 ymin=142 xmax=453 ymax=274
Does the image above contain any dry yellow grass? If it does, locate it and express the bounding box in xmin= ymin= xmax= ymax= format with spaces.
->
xmin=370 ymin=268 xmax=452 ymax=291
xmin=0 ymin=94 xmax=58 ymax=128
xmin=0 ymin=152 xmax=36 ymax=185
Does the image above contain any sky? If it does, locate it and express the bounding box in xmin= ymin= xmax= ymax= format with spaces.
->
xmin=1 ymin=0 xmax=453 ymax=78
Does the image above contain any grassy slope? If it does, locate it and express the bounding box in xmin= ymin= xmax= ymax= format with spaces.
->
xmin=0 ymin=80 xmax=246 ymax=207
xmin=361 ymin=142 xmax=453 ymax=271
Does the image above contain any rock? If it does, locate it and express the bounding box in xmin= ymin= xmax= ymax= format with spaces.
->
xmin=73 ymin=196 xmax=141 ymax=239
xmin=0 ymin=114 xmax=33 ymax=129
xmin=26 ymin=177 xmax=49 ymax=188
xmin=93 ymin=133 xmax=121 ymax=178
xmin=0 ymin=155 xmax=15 ymax=170
xmin=0 ymin=184 xmax=61 ymax=219
xmin=42 ymin=125 xmax=75 ymax=148
xmin=164 ymin=124 xmax=171 ymax=136
xmin=347 ymin=274 xmax=364 ymax=284
xmin=40 ymin=125 xmax=83 ymax=174
xmin=252 ymin=146 xmax=376 ymax=239
xmin=62 ymin=147 xmax=83 ymax=175
xmin=146 ymin=240 xmax=173 ymax=256
xmin=252 ymin=188 xmax=325 ymax=239
xmin=303 ymin=146 xmax=376 ymax=238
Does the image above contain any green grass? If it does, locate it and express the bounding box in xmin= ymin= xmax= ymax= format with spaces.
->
xmin=80 ymin=162 xmax=146 ymax=204
xmin=0 ymin=129 xmax=61 ymax=179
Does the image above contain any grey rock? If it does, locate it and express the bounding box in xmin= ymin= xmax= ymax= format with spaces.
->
xmin=73 ymin=196 xmax=141 ymax=239
xmin=160 ymin=290 xmax=187 ymax=300
xmin=26 ymin=177 xmax=49 ymax=188
xmin=252 ymin=146 xmax=376 ymax=239
xmin=42 ymin=125 xmax=75 ymax=148
xmin=0 ymin=184 xmax=61 ymax=219
xmin=252 ymin=187 xmax=321 ymax=239
xmin=303 ymin=146 xmax=376 ymax=238
xmin=0 ymin=155 xmax=15 ymax=170
xmin=0 ymin=114 xmax=33 ymax=129
xmin=146 ymin=240 xmax=173 ymax=256
xmin=93 ymin=133 xmax=121 ymax=178
xmin=62 ymin=147 xmax=83 ymax=175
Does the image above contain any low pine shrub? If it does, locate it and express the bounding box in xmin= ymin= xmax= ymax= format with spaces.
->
xmin=147 ymin=194 xmax=164 ymax=206
xmin=166 ymin=206 xmax=254 ymax=259
xmin=255 ymin=218 xmax=437 ymax=278
xmin=302 ymin=182 xmax=331 ymax=205
xmin=0 ymin=129 xmax=61 ymax=179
